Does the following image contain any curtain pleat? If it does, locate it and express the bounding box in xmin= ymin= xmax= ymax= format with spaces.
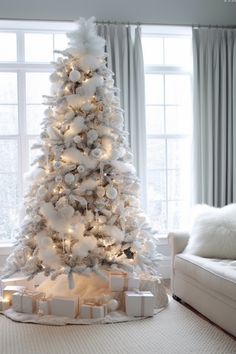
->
xmin=193 ymin=28 xmax=236 ymax=206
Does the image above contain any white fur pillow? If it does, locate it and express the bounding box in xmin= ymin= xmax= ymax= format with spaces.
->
xmin=185 ymin=204 xmax=236 ymax=259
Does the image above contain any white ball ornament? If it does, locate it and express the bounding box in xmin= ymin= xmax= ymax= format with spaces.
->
xmin=64 ymin=173 xmax=75 ymax=185
xmin=91 ymin=148 xmax=102 ymax=159
xmin=73 ymin=135 xmax=82 ymax=144
xmin=37 ymin=186 xmax=48 ymax=198
xmin=59 ymin=205 xmax=75 ymax=219
xmin=55 ymin=175 xmax=63 ymax=183
xmin=54 ymin=161 xmax=61 ymax=169
xmin=106 ymin=186 xmax=118 ymax=200
xmin=77 ymin=165 xmax=86 ymax=174
xmin=87 ymin=129 xmax=98 ymax=142
xmin=107 ymin=299 xmax=119 ymax=312
xmin=69 ymin=70 xmax=81 ymax=82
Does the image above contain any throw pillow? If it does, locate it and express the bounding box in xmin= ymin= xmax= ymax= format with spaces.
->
xmin=184 ymin=204 xmax=236 ymax=259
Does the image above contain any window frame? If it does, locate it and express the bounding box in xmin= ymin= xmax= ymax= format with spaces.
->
xmin=142 ymin=26 xmax=193 ymax=236
xmin=0 ymin=20 xmax=74 ymax=245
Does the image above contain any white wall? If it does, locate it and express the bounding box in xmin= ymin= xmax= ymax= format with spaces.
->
xmin=1 ymin=0 xmax=236 ymax=25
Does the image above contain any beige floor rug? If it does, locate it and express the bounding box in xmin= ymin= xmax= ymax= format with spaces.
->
xmin=0 ymin=299 xmax=235 ymax=354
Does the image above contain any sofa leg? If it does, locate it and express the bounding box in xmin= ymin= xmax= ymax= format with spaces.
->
xmin=172 ymin=294 xmax=182 ymax=302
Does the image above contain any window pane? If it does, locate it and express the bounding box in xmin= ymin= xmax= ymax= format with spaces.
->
xmin=147 ymin=200 xmax=167 ymax=232
xmin=29 ymin=138 xmax=41 ymax=166
xmin=168 ymin=169 xmax=185 ymax=200
xmin=145 ymin=74 xmax=164 ymax=105
xmin=142 ymin=36 xmax=163 ymax=65
xmin=0 ymin=140 xmax=18 ymax=172
xmin=0 ymin=105 xmax=18 ymax=134
xmin=147 ymin=170 xmax=166 ymax=200
xmin=0 ymin=33 xmax=17 ymax=62
xmin=164 ymin=37 xmax=192 ymax=68
xmin=26 ymin=105 xmax=44 ymax=134
xmin=0 ymin=72 xmax=17 ymax=104
xmin=25 ymin=33 xmax=53 ymax=63
xmin=167 ymin=138 xmax=191 ymax=170
xmin=165 ymin=74 xmax=191 ymax=105
xmin=168 ymin=201 xmax=187 ymax=230
xmin=146 ymin=106 xmax=164 ymax=135
xmin=0 ymin=207 xmax=19 ymax=240
xmin=0 ymin=173 xmax=18 ymax=207
xmin=26 ymin=72 xmax=50 ymax=104
xmin=147 ymin=139 xmax=166 ymax=170
xmin=165 ymin=105 xmax=192 ymax=135
xmin=54 ymin=33 xmax=68 ymax=51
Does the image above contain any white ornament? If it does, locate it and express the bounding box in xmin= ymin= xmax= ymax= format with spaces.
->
xmin=69 ymin=70 xmax=81 ymax=82
xmin=98 ymin=215 xmax=106 ymax=224
xmin=96 ymin=186 xmax=105 ymax=198
xmin=64 ymin=173 xmax=75 ymax=185
xmin=107 ymin=299 xmax=119 ymax=311
xmin=59 ymin=205 xmax=75 ymax=219
xmin=37 ymin=186 xmax=48 ymax=198
xmin=55 ymin=175 xmax=63 ymax=183
xmin=73 ymin=135 xmax=82 ymax=144
xmin=54 ymin=161 xmax=61 ymax=169
xmin=77 ymin=165 xmax=85 ymax=174
xmin=91 ymin=148 xmax=102 ymax=159
xmin=82 ymin=102 xmax=93 ymax=112
xmin=87 ymin=129 xmax=98 ymax=142
xmin=106 ymin=186 xmax=117 ymax=200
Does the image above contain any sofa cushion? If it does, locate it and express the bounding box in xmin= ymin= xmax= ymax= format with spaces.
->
xmin=185 ymin=204 xmax=236 ymax=259
xmin=174 ymin=253 xmax=236 ymax=302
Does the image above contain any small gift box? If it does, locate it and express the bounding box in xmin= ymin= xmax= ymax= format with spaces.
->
xmin=51 ymin=296 xmax=79 ymax=318
xmin=12 ymin=290 xmax=44 ymax=314
xmin=37 ymin=298 xmax=50 ymax=316
xmin=139 ymin=275 xmax=168 ymax=309
xmin=109 ymin=272 xmax=140 ymax=292
xmin=125 ymin=291 xmax=155 ymax=317
xmin=1 ymin=277 xmax=30 ymax=290
xmin=80 ymin=302 xmax=107 ymax=319
xmin=0 ymin=296 xmax=10 ymax=311
xmin=2 ymin=286 xmax=26 ymax=304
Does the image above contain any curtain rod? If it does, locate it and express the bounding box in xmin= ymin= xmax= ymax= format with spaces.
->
xmin=0 ymin=17 xmax=236 ymax=28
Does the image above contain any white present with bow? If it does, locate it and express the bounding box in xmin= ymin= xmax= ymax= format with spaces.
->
xmin=37 ymin=297 xmax=50 ymax=315
xmin=80 ymin=299 xmax=107 ymax=319
xmin=125 ymin=290 xmax=155 ymax=317
xmin=139 ymin=274 xmax=168 ymax=309
xmin=51 ymin=295 xmax=79 ymax=318
xmin=12 ymin=290 xmax=45 ymax=314
xmin=2 ymin=286 xmax=26 ymax=304
xmin=109 ymin=271 xmax=140 ymax=292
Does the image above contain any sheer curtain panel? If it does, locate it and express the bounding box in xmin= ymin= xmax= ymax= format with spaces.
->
xmin=193 ymin=28 xmax=236 ymax=206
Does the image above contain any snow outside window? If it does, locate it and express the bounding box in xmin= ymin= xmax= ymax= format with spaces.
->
xmin=142 ymin=27 xmax=193 ymax=235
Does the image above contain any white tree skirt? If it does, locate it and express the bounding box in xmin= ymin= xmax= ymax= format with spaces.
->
xmin=2 ymin=307 xmax=166 ymax=326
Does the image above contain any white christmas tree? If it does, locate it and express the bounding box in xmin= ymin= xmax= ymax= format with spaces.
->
xmin=3 ymin=18 xmax=160 ymax=289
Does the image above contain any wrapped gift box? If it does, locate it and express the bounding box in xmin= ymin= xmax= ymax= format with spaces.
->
xmin=0 ymin=296 xmax=10 ymax=311
xmin=125 ymin=291 xmax=155 ymax=317
xmin=37 ymin=298 xmax=50 ymax=315
xmin=51 ymin=296 xmax=79 ymax=318
xmin=109 ymin=272 xmax=140 ymax=292
xmin=2 ymin=286 xmax=26 ymax=304
xmin=12 ymin=291 xmax=44 ymax=314
xmin=1 ymin=277 xmax=30 ymax=291
xmin=139 ymin=275 xmax=168 ymax=309
xmin=80 ymin=303 xmax=107 ymax=319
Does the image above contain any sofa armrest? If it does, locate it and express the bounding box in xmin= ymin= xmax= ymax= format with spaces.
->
xmin=168 ymin=231 xmax=190 ymax=293
xmin=168 ymin=231 xmax=190 ymax=256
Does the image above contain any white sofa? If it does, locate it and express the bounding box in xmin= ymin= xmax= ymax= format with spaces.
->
xmin=168 ymin=231 xmax=236 ymax=337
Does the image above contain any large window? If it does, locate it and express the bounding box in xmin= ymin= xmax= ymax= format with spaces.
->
xmin=0 ymin=21 xmax=74 ymax=242
xmin=142 ymin=27 xmax=193 ymax=234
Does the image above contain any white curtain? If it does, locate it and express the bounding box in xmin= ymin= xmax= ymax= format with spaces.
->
xmin=97 ymin=23 xmax=147 ymax=208
xmin=193 ymin=28 xmax=236 ymax=206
